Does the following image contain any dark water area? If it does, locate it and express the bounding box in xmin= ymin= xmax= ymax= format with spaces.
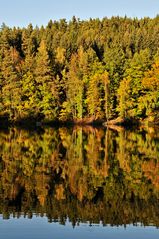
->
xmin=0 ymin=126 xmax=159 ymax=238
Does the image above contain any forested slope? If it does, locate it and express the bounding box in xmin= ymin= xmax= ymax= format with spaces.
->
xmin=0 ymin=16 xmax=159 ymax=124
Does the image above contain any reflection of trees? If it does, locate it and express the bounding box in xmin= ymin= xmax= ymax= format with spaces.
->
xmin=0 ymin=127 xmax=159 ymax=226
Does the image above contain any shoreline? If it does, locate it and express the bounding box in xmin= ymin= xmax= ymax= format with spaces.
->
xmin=0 ymin=116 xmax=159 ymax=130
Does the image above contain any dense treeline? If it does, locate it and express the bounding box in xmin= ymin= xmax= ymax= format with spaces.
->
xmin=0 ymin=127 xmax=159 ymax=226
xmin=0 ymin=16 xmax=159 ymax=124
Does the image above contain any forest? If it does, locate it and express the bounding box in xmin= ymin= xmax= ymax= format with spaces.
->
xmin=0 ymin=16 xmax=159 ymax=125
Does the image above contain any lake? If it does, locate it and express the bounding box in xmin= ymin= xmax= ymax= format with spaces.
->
xmin=0 ymin=126 xmax=158 ymax=238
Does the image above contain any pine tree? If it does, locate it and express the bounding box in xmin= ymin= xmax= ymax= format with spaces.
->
xmin=34 ymin=40 xmax=58 ymax=120
xmin=1 ymin=47 xmax=22 ymax=120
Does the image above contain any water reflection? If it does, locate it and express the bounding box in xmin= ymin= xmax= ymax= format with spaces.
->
xmin=0 ymin=126 xmax=159 ymax=227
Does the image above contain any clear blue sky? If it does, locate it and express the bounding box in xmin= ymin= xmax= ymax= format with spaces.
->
xmin=0 ymin=0 xmax=159 ymax=27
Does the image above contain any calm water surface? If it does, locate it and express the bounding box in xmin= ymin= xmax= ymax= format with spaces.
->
xmin=0 ymin=126 xmax=158 ymax=238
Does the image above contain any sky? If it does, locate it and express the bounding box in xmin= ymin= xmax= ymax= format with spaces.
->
xmin=0 ymin=0 xmax=159 ymax=28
